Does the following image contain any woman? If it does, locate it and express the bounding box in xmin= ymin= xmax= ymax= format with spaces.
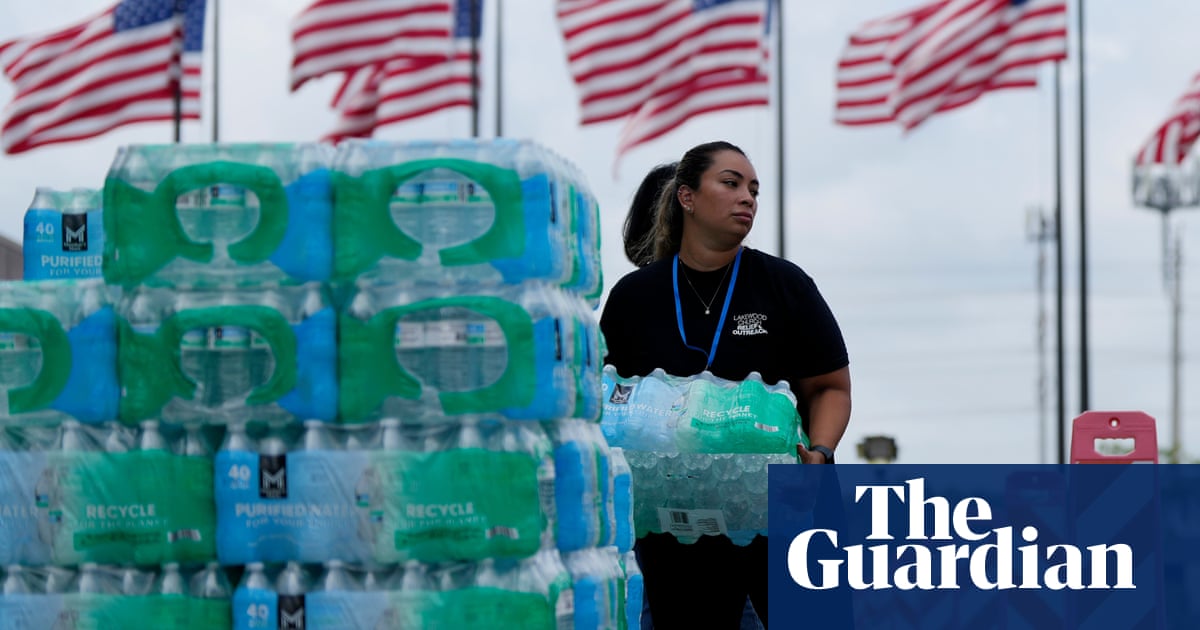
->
xmin=600 ymin=141 xmax=851 ymax=628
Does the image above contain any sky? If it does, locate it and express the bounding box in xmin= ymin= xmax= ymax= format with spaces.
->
xmin=0 ymin=0 xmax=1197 ymax=465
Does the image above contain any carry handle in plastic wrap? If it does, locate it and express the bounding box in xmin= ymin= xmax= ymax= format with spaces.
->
xmin=158 ymin=305 xmax=298 ymax=405
xmin=0 ymin=308 xmax=71 ymax=414
xmin=1070 ymin=410 xmax=1159 ymax=464
xmin=346 ymin=296 xmax=536 ymax=417
xmin=338 ymin=159 xmax=524 ymax=277
xmin=104 ymin=161 xmax=289 ymax=284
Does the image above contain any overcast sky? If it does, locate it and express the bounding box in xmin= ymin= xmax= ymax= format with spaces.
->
xmin=1 ymin=0 xmax=1197 ymax=464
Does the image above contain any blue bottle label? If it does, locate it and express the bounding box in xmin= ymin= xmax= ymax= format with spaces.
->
xmin=23 ymin=209 xmax=104 ymax=279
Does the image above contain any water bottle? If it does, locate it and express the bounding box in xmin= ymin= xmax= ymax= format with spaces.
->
xmin=36 ymin=421 xmax=89 ymax=555
xmin=180 ymin=425 xmax=211 ymax=457
xmin=622 ymin=552 xmax=643 ymax=630
xmin=103 ymin=421 xmax=132 ymax=453
xmin=179 ymin=323 xmax=210 ymax=404
xmin=296 ymin=419 xmax=335 ymax=452
xmin=155 ymin=562 xmax=186 ymax=596
xmin=610 ymin=448 xmax=634 ymax=554
xmin=234 ymin=562 xmax=276 ymax=630
xmin=213 ymin=321 xmax=252 ymax=406
xmin=547 ymin=420 xmax=600 ymax=552
xmin=78 ymin=562 xmax=118 ymax=594
xmin=3 ymin=565 xmax=30 ymax=595
xmin=190 ymin=562 xmax=232 ymax=599
xmin=276 ymin=562 xmax=309 ymax=630
xmin=121 ymin=565 xmax=153 ymax=595
xmin=43 ymin=566 xmax=75 ymax=594
xmin=138 ymin=420 xmax=168 ymax=451
xmin=316 ymin=560 xmax=358 ymax=592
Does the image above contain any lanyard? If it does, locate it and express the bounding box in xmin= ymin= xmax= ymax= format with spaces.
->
xmin=673 ymin=247 xmax=743 ymax=370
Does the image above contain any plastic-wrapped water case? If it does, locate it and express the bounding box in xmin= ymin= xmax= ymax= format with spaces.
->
xmin=600 ymin=366 xmax=806 ymax=454
xmin=233 ymin=552 xmax=574 ymax=630
xmin=23 ymin=188 xmax=105 ymax=280
xmin=0 ymin=280 xmax=117 ymax=425
xmin=117 ymin=283 xmax=337 ymax=425
xmin=103 ymin=143 xmax=334 ymax=288
xmin=332 ymin=138 xmax=590 ymax=286
xmin=339 ymin=282 xmax=592 ymax=423
xmin=216 ymin=419 xmax=555 ymax=565
xmin=625 ymin=451 xmax=796 ymax=546
xmin=0 ymin=563 xmax=232 ymax=629
xmin=0 ymin=422 xmax=216 ymax=566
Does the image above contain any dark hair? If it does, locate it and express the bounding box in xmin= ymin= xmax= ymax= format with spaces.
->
xmin=623 ymin=162 xmax=676 ymax=266
xmin=623 ymin=141 xmax=748 ymax=264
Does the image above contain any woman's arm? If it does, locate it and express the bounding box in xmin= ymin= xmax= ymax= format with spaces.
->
xmin=796 ymin=366 xmax=851 ymax=464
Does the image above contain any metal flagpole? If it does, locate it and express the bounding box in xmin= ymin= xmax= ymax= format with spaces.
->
xmin=212 ymin=0 xmax=219 ymax=143
xmin=1053 ymin=62 xmax=1066 ymax=464
xmin=774 ymin=0 xmax=785 ymax=259
xmin=494 ymin=0 xmax=502 ymax=137
xmin=469 ymin=0 xmax=480 ymax=138
xmin=1076 ymin=0 xmax=1091 ymax=412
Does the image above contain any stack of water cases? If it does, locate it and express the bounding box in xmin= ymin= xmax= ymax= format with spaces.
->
xmin=0 ymin=282 xmax=228 ymax=626
xmin=600 ymin=367 xmax=807 ymax=546
xmin=104 ymin=142 xmax=340 ymax=630
xmin=320 ymin=138 xmax=638 ymax=630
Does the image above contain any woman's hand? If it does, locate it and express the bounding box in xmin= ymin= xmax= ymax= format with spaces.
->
xmin=797 ymin=443 xmax=828 ymax=464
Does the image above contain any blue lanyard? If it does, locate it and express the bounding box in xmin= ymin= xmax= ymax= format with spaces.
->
xmin=673 ymin=247 xmax=743 ymax=370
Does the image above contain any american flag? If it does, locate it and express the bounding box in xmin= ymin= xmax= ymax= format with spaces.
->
xmin=557 ymin=0 xmax=770 ymax=159
xmin=835 ymin=0 xmax=1067 ymax=130
xmin=291 ymin=0 xmax=480 ymax=141
xmin=0 ymin=0 xmax=206 ymax=155
xmin=1134 ymin=72 xmax=1200 ymax=167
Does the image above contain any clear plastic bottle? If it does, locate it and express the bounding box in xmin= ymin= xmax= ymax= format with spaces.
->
xmin=155 ymin=563 xmax=186 ymax=596
xmin=78 ymin=563 xmax=118 ymax=594
xmin=610 ymin=447 xmax=634 ymax=554
xmin=138 ymin=420 xmax=169 ymax=451
xmin=315 ymin=559 xmax=358 ymax=592
xmin=234 ymin=562 xmax=275 ymax=630
xmin=295 ymin=419 xmax=335 ymax=452
xmin=276 ymin=561 xmax=309 ymax=629
xmin=2 ymin=564 xmax=30 ymax=595
xmin=180 ymin=425 xmax=211 ymax=457
xmin=190 ymin=562 xmax=232 ymax=599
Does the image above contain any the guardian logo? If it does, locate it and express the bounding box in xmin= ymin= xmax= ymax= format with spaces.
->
xmin=787 ymin=478 xmax=1136 ymax=591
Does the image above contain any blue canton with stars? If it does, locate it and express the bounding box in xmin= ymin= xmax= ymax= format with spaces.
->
xmin=113 ymin=0 xmax=207 ymax=53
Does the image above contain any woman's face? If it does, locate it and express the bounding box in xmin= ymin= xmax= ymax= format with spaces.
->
xmin=678 ymin=150 xmax=759 ymax=245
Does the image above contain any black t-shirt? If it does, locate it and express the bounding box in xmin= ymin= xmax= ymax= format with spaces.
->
xmin=600 ymin=247 xmax=848 ymax=428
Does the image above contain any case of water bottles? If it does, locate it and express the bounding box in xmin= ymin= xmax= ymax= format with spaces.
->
xmin=103 ymin=143 xmax=335 ymax=288
xmin=233 ymin=554 xmax=575 ymax=630
xmin=215 ymin=419 xmax=557 ymax=566
xmin=22 ymin=188 xmax=105 ymax=281
xmin=602 ymin=367 xmax=806 ymax=546
xmin=0 ymin=280 xmax=117 ymax=425
xmin=0 ymin=421 xmax=216 ymax=567
xmin=116 ymin=283 xmax=337 ymax=426
xmin=338 ymin=281 xmax=598 ymax=423
xmin=0 ymin=562 xmax=232 ymax=628
xmin=332 ymin=138 xmax=601 ymax=297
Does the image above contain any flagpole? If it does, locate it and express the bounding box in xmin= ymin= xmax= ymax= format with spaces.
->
xmin=1053 ymin=62 xmax=1066 ymax=464
xmin=469 ymin=0 xmax=480 ymax=138
xmin=774 ymin=0 xmax=785 ymax=259
xmin=1076 ymin=0 xmax=1090 ymax=413
xmin=494 ymin=0 xmax=503 ymax=137
xmin=211 ymin=0 xmax=219 ymax=143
